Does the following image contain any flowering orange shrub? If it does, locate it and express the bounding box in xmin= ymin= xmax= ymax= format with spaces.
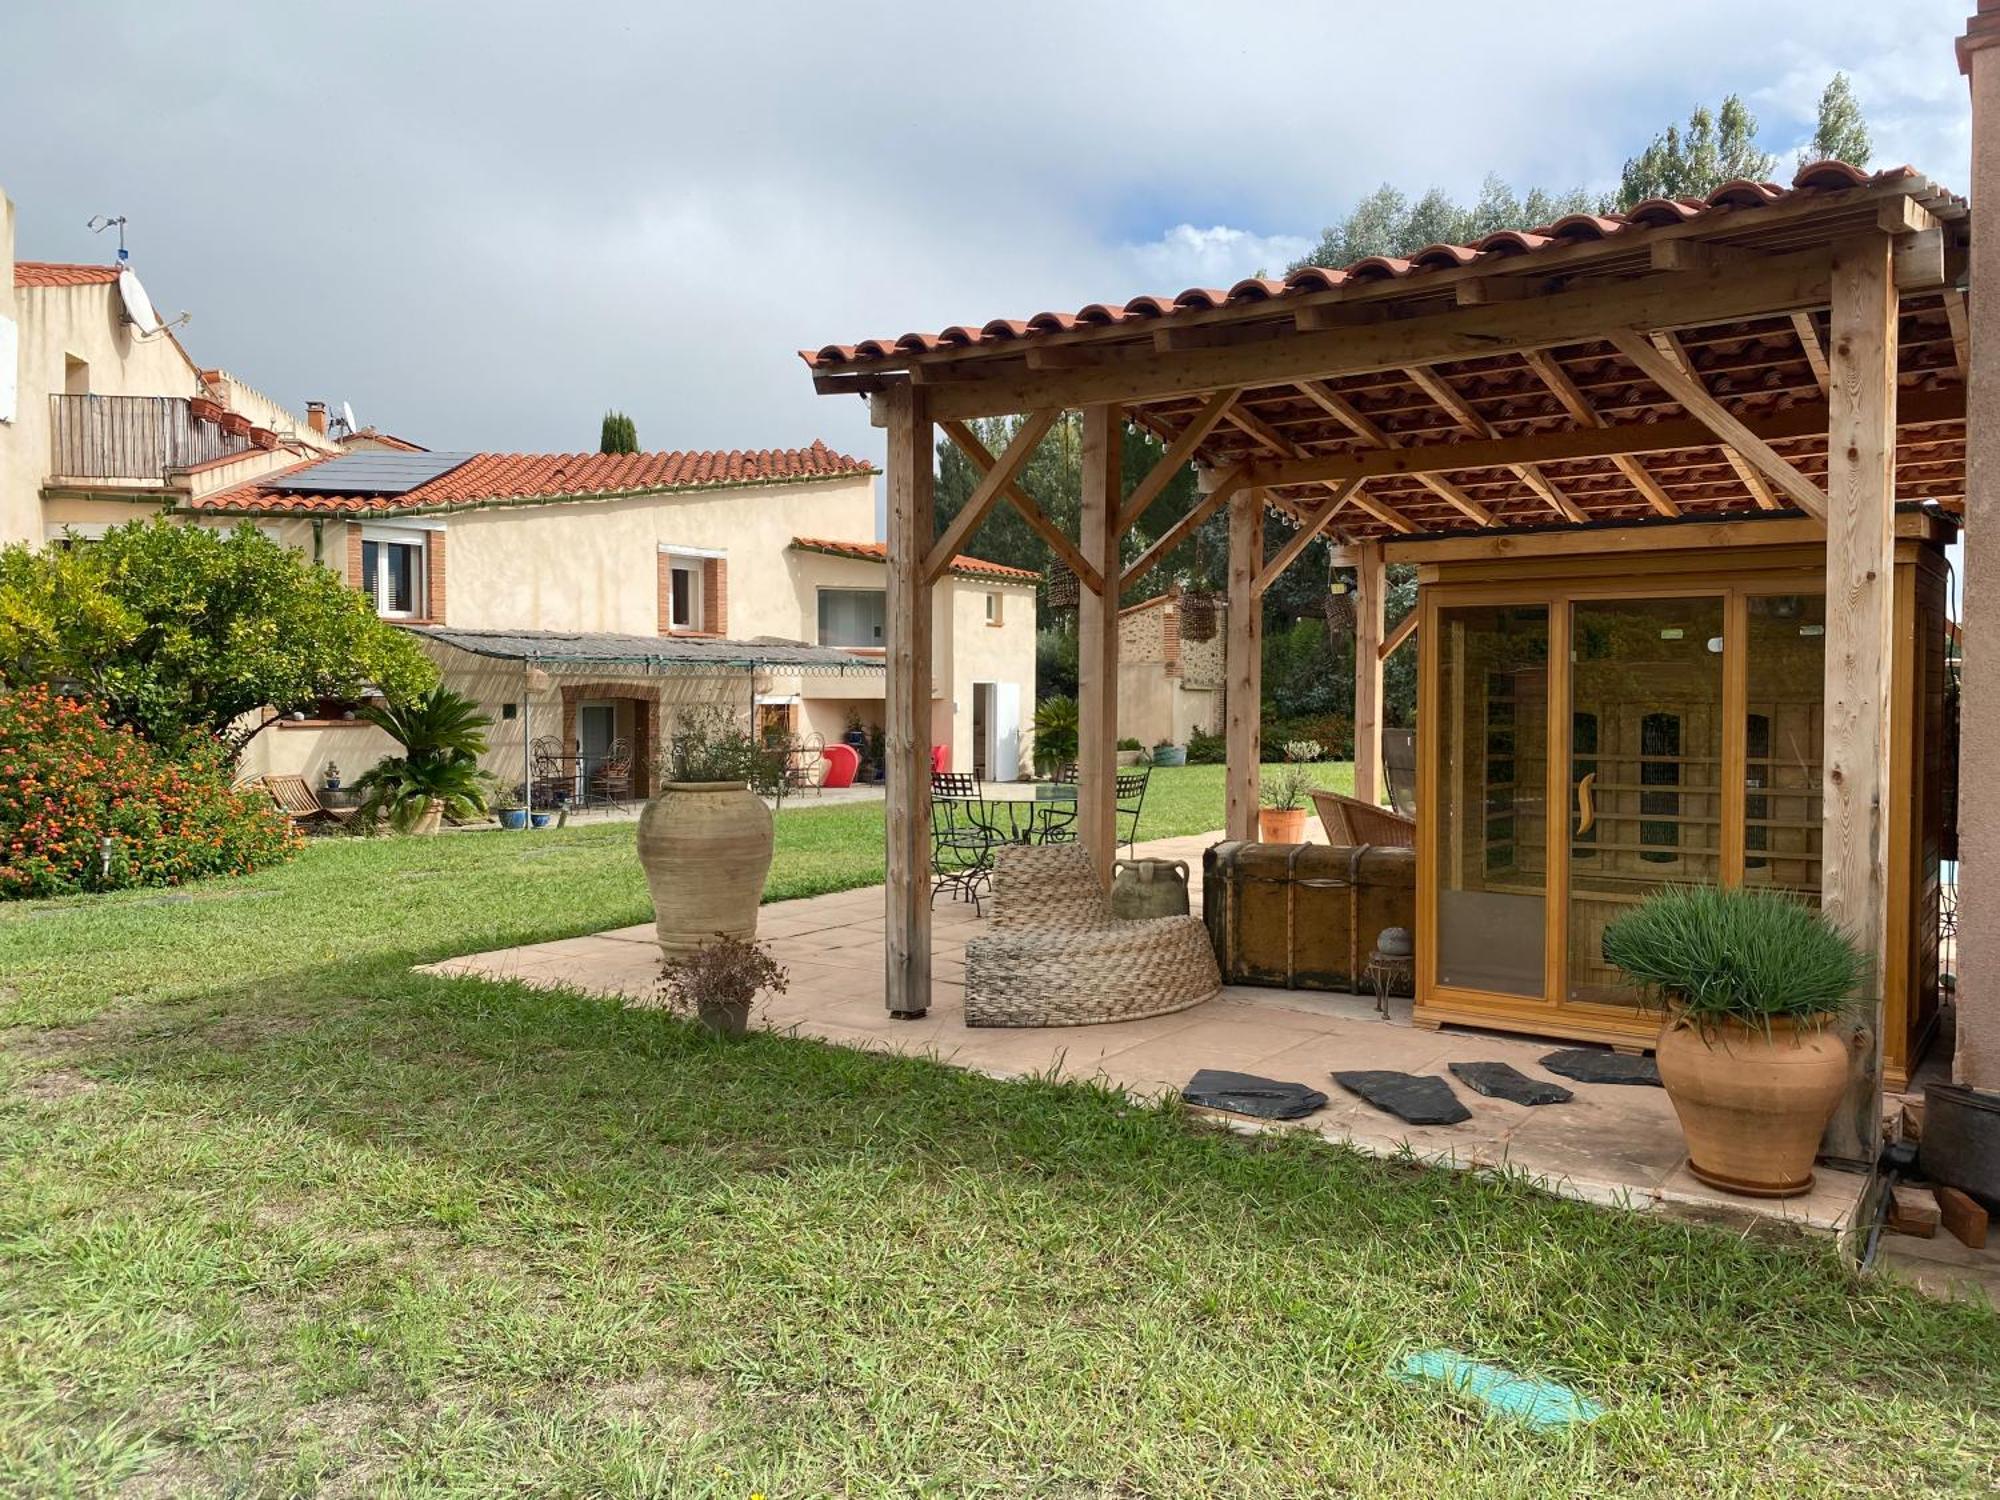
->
xmin=0 ymin=685 xmax=299 ymax=899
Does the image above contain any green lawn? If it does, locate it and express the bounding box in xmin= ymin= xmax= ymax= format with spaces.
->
xmin=2 ymin=763 xmax=1996 ymax=1496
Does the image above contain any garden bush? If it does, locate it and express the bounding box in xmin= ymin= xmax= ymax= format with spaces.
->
xmin=1185 ymin=729 xmax=1227 ymax=764
xmin=0 ymin=684 xmax=298 ymax=898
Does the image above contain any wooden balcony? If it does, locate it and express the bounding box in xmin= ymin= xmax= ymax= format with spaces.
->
xmin=48 ymin=394 xmax=251 ymax=484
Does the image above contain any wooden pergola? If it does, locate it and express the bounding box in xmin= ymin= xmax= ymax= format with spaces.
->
xmin=802 ymin=160 xmax=1971 ymax=1167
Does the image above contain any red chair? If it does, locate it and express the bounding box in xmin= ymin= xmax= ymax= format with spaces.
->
xmin=931 ymin=743 xmax=949 ymax=774
xmin=821 ymin=742 xmax=859 ymax=789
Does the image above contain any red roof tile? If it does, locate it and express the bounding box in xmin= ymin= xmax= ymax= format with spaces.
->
xmin=791 ymin=536 xmax=1038 ymax=581
xmin=192 ymin=441 xmax=876 ymax=515
xmin=800 ymin=164 xmax=1942 ymax=370
xmin=13 ymin=261 xmax=122 ymax=288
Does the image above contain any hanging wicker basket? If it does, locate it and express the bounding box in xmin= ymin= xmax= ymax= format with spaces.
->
xmin=1322 ymin=587 xmax=1355 ymax=640
xmin=1044 ymin=562 xmax=1079 ymax=611
xmin=1178 ymin=588 xmax=1219 ymax=643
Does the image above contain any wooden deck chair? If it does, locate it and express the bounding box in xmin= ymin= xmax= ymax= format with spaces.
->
xmin=246 ymin=774 xmax=353 ymax=826
xmin=1310 ymin=789 xmax=1414 ymax=849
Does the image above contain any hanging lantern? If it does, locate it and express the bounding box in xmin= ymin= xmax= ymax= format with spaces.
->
xmin=1178 ymin=586 xmax=1219 ymax=643
xmin=1045 ymin=561 xmax=1079 ymax=611
xmin=1322 ymin=567 xmax=1356 ymax=637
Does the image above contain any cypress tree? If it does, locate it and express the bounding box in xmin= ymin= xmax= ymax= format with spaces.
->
xmin=599 ymin=411 xmax=638 ymax=454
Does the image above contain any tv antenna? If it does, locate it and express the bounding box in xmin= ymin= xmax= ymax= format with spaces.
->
xmin=85 ymin=214 xmax=189 ymax=337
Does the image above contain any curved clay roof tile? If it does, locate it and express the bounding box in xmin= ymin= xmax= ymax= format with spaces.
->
xmin=1410 ymin=242 xmax=1482 ymax=270
xmin=1283 ymin=265 xmax=1348 ymax=292
xmin=1791 ymin=159 xmax=1874 ymax=191
xmin=1623 ymin=197 xmax=1707 ymax=228
xmin=1074 ymin=303 xmax=1128 ymax=325
xmin=979 ymin=318 xmax=1030 ymax=339
xmin=1704 ymin=179 xmax=1787 ymax=209
xmin=893 ymin=332 xmax=941 ymax=354
xmin=1172 ymin=287 xmax=1228 ymax=310
xmin=1124 ymin=295 xmax=1176 ymax=317
xmin=808 ymin=344 xmax=856 ymax=367
xmin=937 ymin=325 xmax=983 ymax=346
xmin=855 ymin=338 xmax=896 ymax=359
xmin=1226 ymin=276 xmax=1286 ymax=301
xmin=1345 ymin=255 xmax=1412 ymax=281
xmin=1473 ymin=230 xmax=1551 ymax=256
xmin=1543 ymin=213 xmax=1624 ymax=241
xmin=1025 ymin=311 xmax=1078 ymax=333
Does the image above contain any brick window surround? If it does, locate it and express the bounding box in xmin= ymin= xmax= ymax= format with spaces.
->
xmin=348 ymin=521 xmax=445 ymax=625
xmin=658 ymin=550 xmax=728 ymax=636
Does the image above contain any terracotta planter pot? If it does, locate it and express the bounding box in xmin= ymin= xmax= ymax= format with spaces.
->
xmin=411 ymin=800 xmax=444 ymax=836
xmin=1655 ymin=1012 xmax=1851 ymax=1198
xmin=1258 ymin=807 xmax=1308 ymax=844
xmin=187 ymin=397 xmax=223 ymax=424
xmin=636 ymin=781 xmax=774 ymax=960
xmin=219 ymin=412 xmax=252 ymax=437
xmin=249 ymin=426 xmax=279 ymax=450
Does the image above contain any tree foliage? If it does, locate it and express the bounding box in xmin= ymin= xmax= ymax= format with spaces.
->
xmin=1617 ymin=95 xmax=1777 ymax=208
xmin=1292 ymin=175 xmax=1605 ymax=270
xmin=1804 ymin=72 xmax=1870 ymax=170
xmin=600 ymin=411 xmax=639 ymax=454
xmin=0 ymin=519 xmax=437 ymax=757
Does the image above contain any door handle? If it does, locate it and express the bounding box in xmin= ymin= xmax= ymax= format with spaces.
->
xmin=1575 ymin=772 xmax=1596 ymax=836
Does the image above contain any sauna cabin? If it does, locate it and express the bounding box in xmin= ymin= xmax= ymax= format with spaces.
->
xmin=1410 ymin=511 xmax=1954 ymax=1088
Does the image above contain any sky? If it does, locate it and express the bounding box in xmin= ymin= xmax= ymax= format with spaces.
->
xmin=0 ymin=1 xmax=1978 ymax=501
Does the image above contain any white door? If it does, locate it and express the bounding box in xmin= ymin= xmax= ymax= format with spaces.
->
xmin=991 ymin=682 xmax=1022 ymax=782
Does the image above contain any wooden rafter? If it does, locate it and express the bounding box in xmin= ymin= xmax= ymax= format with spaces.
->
xmin=1379 ymin=607 xmax=1419 ymax=662
xmin=939 ymin=418 xmax=1103 ymax=595
xmin=1254 ymin=485 xmax=1350 ymax=596
xmin=1119 ymin=464 xmax=1245 ymax=589
xmin=923 ymin=408 xmax=1058 ymax=581
xmin=1291 ymin=380 xmax=1486 ymax=528
xmin=1519 ymin=349 xmax=1681 ymax=517
xmin=1607 ymin=330 xmax=1828 ymax=521
xmin=1223 ymin=395 xmax=1422 ymax=535
xmin=1117 ymin=387 xmax=1240 ymax=532
xmin=1942 ymin=287 xmax=1971 ymax=377
xmin=1400 ymin=367 xmax=1586 ymax=524
xmin=1646 ymin=333 xmax=1780 ymax=511
xmin=1792 ymin=311 xmax=1831 ymax=393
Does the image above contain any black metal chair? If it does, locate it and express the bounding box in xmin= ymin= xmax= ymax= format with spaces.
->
xmin=530 ymin=736 xmax=572 ymax=808
xmin=1034 ymin=763 xmax=1080 ymax=844
xmin=1115 ymin=769 xmax=1150 ymax=855
xmin=931 ymin=770 xmax=998 ymax=912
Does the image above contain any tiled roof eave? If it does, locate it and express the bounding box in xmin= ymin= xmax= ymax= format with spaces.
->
xmin=194 ymin=464 xmax=883 ymax=517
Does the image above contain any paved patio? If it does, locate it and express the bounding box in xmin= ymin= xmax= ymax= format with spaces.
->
xmin=422 ymin=831 xmax=1869 ymax=1240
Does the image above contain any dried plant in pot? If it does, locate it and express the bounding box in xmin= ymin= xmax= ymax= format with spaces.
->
xmin=657 ymin=934 xmax=789 ymax=1039
xmin=637 ymin=709 xmax=775 ymax=961
xmin=1603 ymin=884 xmax=1863 ymax=1198
xmin=1257 ymin=764 xmax=1318 ymax=845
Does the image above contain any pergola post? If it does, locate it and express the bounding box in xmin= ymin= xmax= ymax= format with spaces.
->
xmin=1076 ymin=404 xmax=1122 ymax=883
xmin=1819 ymin=231 xmax=1898 ymax=1164
xmin=1225 ymin=486 xmax=1264 ymax=840
xmin=1955 ymin=1 xmax=2000 ymax=1093
xmin=882 ymin=383 xmax=935 ymax=1018
xmin=1353 ymin=539 xmax=1385 ymax=806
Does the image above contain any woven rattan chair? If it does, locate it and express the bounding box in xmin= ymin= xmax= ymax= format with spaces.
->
xmin=964 ymin=844 xmax=1221 ymax=1027
xmin=1310 ymin=789 xmax=1416 ymax=849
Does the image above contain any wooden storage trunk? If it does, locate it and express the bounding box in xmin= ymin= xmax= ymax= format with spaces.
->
xmin=1203 ymin=841 xmax=1417 ymax=992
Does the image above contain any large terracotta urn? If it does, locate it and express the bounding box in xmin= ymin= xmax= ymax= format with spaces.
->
xmin=637 ymin=781 xmax=774 ymax=960
xmin=1655 ymin=1013 xmax=1852 ymax=1198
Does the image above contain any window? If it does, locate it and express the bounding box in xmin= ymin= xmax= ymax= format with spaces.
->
xmin=984 ymin=591 xmax=1003 ymax=626
xmin=63 ymin=355 xmax=89 ymax=397
xmin=669 ymin=560 xmax=701 ymax=630
xmin=361 ymin=527 xmax=426 ymax=618
xmin=817 ymin=587 xmax=885 ymax=648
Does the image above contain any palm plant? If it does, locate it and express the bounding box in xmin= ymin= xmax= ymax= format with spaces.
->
xmin=353 ymin=688 xmax=493 ymax=833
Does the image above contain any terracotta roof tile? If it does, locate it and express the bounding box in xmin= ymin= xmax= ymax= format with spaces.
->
xmin=791 ymin=536 xmax=1038 ymax=581
xmin=193 ymin=441 xmax=875 ymax=515
xmin=13 ymin=261 xmax=122 ymax=287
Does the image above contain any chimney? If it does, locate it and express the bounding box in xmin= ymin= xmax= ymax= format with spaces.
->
xmin=305 ymin=400 xmax=327 ymax=435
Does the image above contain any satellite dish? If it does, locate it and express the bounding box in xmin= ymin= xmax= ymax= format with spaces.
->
xmin=341 ymin=400 xmax=358 ymax=433
xmin=116 ymin=268 xmax=162 ymax=337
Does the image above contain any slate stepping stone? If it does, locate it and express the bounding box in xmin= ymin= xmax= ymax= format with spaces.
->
xmin=1331 ymin=1070 xmax=1471 ymax=1125
xmin=1450 ymin=1061 xmax=1573 ymax=1106
xmin=1182 ymin=1069 xmax=1328 ymax=1121
xmin=1538 ymin=1048 xmax=1661 ymax=1087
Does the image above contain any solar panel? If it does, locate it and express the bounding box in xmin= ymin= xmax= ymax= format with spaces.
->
xmin=267 ymin=451 xmax=475 ymax=495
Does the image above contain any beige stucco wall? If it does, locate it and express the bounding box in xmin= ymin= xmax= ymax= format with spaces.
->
xmin=1115 ymin=596 xmax=1224 ymax=747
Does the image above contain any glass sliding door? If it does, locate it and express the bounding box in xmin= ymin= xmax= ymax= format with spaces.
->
xmin=1565 ymin=596 xmax=1726 ymax=1007
xmin=1742 ymin=594 xmax=1826 ymax=899
xmin=1433 ymin=603 xmax=1550 ymax=998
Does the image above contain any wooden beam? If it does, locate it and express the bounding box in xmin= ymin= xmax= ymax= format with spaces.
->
xmin=1402 ymin=366 xmax=1584 ymax=524
xmin=1942 ymin=286 xmax=1971 ymax=376
xmin=1607 ymin=329 xmax=1828 ymax=520
xmin=1243 ymin=386 xmax=1963 ymax=489
xmin=1077 ymin=405 xmax=1123 ymax=887
xmin=1647 ymin=332 xmax=1781 ymax=511
xmin=1255 ymin=488 xmax=1347 ymax=595
xmin=1293 ymin=378 xmax=1491 ymax=527
xmin=1226 ymin=386 xmax=1423 ymax=534
xmin=918 ymin=246 xmax=1841 ymax=419
xmin=939 ymin=418 xmax=1103 ymax=596
xmin=1382 ymin=507 xmax=1946 ymax=566
xmin=1819 ymin=232 xmax=1898 ymax=1166
xmin=881 ymin=383 xmax=934 ymax=1019
xmin=1379 ymin=606 xmax=1419 ymax=662
xmin=1353 ymin=540 xmax=1385 ymax=807
xmin=1793 ymin=311 xmax=1831 ymax=393
xmin=1120 ymin=464 xmax=1243 ymax=588
xmin=1117 ymin=387 xmax=1239 ymax=532
xmin=1224 ymin=486 xmax=1263 ymax=842
xmin=1520 ymin=349 xmax=1682 ymax=517
xmin=923 ymin=408 xmax=1058 ymax=582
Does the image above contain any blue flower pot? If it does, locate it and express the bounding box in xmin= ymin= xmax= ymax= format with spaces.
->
xmin=499 ymin=809 xmax=528 ymax=830
xmin=529 ymin=812 xmax=553 ymax=829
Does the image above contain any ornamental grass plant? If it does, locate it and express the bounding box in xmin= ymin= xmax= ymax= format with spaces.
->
xmin=1601 ymin=883 xmax=1864 ymax=1032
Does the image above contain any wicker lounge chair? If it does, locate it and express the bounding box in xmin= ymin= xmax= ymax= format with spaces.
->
xmin=964 ymin=843 xmax=1221 ymax=1027
xmin=1310 ymin=789 xmax=1416 ymax=848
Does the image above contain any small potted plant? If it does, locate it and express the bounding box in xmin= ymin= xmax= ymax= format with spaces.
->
xmin=491 ymin=779 xmax=527 ymax=831
xmin=1603 ymin=884 xmax=1862 ymax=1198
xmin=1116 ymin=736 xmax=1145 ymax=768
xmin=1151 ymin=738 xmax=1187 ymax=768
xmin=1258 ymin=765 xmax=1317 ymax=843
xmin=656 ymin=934 xmax=789 ymax=1039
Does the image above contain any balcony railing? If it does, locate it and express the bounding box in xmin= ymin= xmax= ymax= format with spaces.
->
xmin=48 ymin=394 xmax=252 ymax=483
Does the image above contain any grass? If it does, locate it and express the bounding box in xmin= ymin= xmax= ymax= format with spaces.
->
xmin=2 ymin=762 xmax=1996 ymax=1495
